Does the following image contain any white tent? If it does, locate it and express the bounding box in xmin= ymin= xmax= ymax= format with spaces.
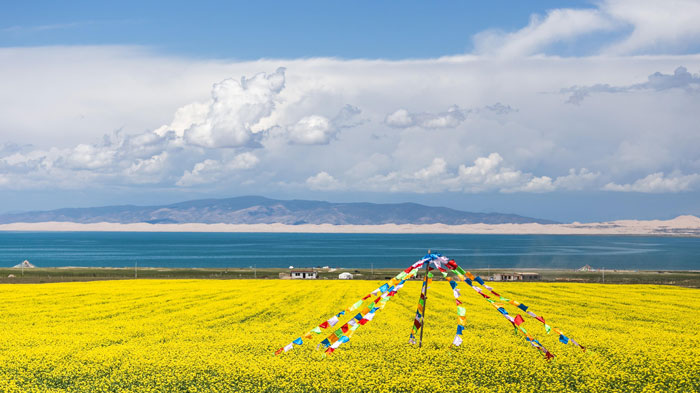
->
xmin=13 ymin=260 xmax=35 ymax=268
xmin=338 ymin=272 xmax=353 ymax=280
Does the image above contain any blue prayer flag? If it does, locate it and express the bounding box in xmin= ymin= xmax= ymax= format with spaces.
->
xmin=456 ymin=325 xmax=465 ymax=335
xmin=475 ymin=276 xmax=485 ymax=285
xmin=449 ymin=281 xmax=457 ymax=289
xmin=518 ymin=303 xmax=529 ymax=312
xmin=465 ymin=278 xmax=473 ymax=286
xmin=321 ymin=338 xmax=330 ymax=347
xmin=293 ymin=337 xmax=303 ymax=345
xmin=560 ymin=334 xmax=569 ymax=344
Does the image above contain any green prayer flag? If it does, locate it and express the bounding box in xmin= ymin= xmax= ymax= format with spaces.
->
xmin=456 ymin=266 xmax=467 ymax=275
xmin=457 ymin=306 xmax=466 ymax=316
xmin=311 ymin=326 xmax=322 ymax=334
xmin=427 ymin=272 xmax=434 ymax=278
xmin=545 ymin=324 xmax=552 ymax=334
xmin=500 ymin=296 xmax=510 ymax=302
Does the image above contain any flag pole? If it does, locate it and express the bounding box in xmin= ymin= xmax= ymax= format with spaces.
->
xmin=419 ymin=249 xmax=431 ymax=348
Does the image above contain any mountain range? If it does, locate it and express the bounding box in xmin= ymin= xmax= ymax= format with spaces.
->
xmin=0 ymin=196 xmax=557 ymax=225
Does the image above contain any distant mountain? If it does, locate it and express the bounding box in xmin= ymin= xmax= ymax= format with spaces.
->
xmin=0 ymin=196 xmax=558 ymax=225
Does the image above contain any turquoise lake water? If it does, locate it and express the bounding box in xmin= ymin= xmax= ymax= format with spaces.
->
xmin=0 ymin=232 xmax=698 ymax=270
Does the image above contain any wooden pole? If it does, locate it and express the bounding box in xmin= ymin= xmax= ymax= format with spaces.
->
xmin=418 ymin=250 xmax=431 ymax=348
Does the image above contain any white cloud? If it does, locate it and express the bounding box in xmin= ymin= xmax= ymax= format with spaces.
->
xmin=413 ymin=158 xmax=447 ymax=180
xmin=604 ymin=172 xmax=700 ymax=192
xmin=176 ymin=152 xmax=259 ymax=187
xmin=156 ymin=67 xmax=286 ymax=149
xmin=306 ymin=171 xmax=343 ymax=191
xmin=474 ymin=8 xmax=616 ymax=58
xmin=602 ymin=0 xmax=700 ymax=55
xmin=385 ymin=105 xmax=466 ymax=129
xmin=473 ymin=0 xmax=700 ymax=57
xmin=1 ymin=44 xmax=699 ymax=198
xmin=288 ymin=115 xmax=332 ymax=145
xmin=553 ymin=168 xmax=601 ymax=190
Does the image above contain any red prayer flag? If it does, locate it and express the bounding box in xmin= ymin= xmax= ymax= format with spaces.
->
xmin=491 ymin=291 xmax=500 ymax=297
xmin=274 ymin=348 xmax=284 ymax=356
xmin=362 ymin=294 xmax=371 ymax=300
xmin=514 ymin=314 xmax=524 ymax=326
xmin=341 ymin=324 xmax=349 ymax=333
xmin=536 ymin=316 xmax=545 ymax=323
xmin=319 ymin=321 xmax=329 ymax=329
xmin=414 ymin=319 xmax=421 ymax=329
xmin=359 ymin=318 xmax=369 ymax=325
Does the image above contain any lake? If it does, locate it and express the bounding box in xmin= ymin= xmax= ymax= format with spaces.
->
xmin=1 ymin=232 xmax=699 ymax=270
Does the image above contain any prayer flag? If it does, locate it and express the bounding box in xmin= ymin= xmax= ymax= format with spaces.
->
xmin=319 ymin=321 xmax=329 ymax=329
xmin=275 ymin=348 xmax=284 ymax=356
xmin=456 ymin=325 xmax=465 ymax=335
xmin=303 ymin=332 xmax=313 ymax=339
xmin=514 ymin=315 xmax=524 ymax=326
xmin=545 ymin=324 xmax=552 ymax=334
xmin=464 ymin=278 xmax=473 ymax=286
xmin=379 ymin=283 xmax=390 ymax=293
xmin=293 ymin=337 xmax=303 ymax=345
xmin=341 ymin=324 xmax=349 ymax=333
xmin=457 ymin=306 xmax=466 ymax=317
xmin=559 ymin=334 xmax=569 ymax=344
xmin=452 ymin=335 xmax=463 ymax=346
xmin=465 ymin=271 xmax=475 ymax=280
xmin=350 ymin=300 xmax=363 ymax=311
xmin=328 ymin=316 xmax=339 ymax=327
xmin=475 ymin=276 xmax=485 ymax=285
xmin=518 ymin=303 xmax=529 ymax=312
xmin=284 ymin=343 xmax=293 ymax=352
xmin=536 ymin=316 xmax=545 ymax=324
xmin=449 ymin=280 xmax=457 ymax=289
xmin=311 ymin=326 xmax=322 ymax=334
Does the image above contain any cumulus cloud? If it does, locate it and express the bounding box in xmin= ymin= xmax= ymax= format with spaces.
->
xmin=385 ymin=105 xmax=466 ymax=129
xmin=157 ymin=67 xmax=286 ymax=148
xmin=604 ymin=172 xmax=700 ymax=192
xmin=176 ymin=152 xmax=259 ymax=187
xmin=287 ymin=105 xmax=362 ymax=145
xmin=551 ymin=168 xmax=601 ymax=190
xmin=306 ymin=171 xmax=343 ymax=191
xmin=361 ymin=153 xmax=598 ymax=194
xmin=562 ymin=66 xmax=700 ymax=104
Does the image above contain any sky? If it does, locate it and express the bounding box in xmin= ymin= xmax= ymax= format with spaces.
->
xmin=1 ymin=0 xmax=700 ymax=222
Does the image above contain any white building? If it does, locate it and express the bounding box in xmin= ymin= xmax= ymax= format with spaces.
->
xmin=338 ymin=272 xmax=353 ymax=280
xmin=290 ymin=270 xmax=317 ymax=279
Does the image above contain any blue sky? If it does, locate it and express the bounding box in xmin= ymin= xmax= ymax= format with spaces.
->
xmin=1 ymin=0 xmax=700 ymax=222
xmin=3 ymin=1 xmax=594 ymax=59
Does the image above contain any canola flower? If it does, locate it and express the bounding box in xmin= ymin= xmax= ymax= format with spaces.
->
xmin=0 ymin=279 xmax=697 ymax=392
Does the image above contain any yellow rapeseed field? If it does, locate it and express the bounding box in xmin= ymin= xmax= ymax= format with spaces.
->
xmin=0 ymin=279 xmax=697 ymax=392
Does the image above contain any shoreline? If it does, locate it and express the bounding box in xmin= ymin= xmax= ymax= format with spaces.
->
xmin=0 ymin=215 xmax=699 ymax=236
xmin=2 ymin=266 xmax=698 ymax=288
